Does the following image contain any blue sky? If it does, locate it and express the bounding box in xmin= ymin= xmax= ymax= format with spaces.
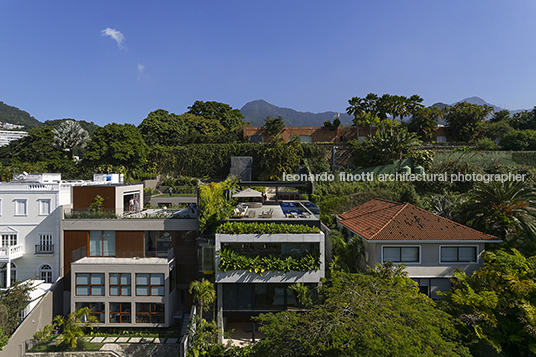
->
xmin=1 ymin=1 xmax=535 ymax=127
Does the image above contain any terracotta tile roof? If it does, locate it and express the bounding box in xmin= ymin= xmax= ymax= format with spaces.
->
xmin=338 ymin=199 xmax=499 ymax=241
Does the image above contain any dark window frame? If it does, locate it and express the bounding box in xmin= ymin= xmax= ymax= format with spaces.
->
xmin=110 ymin=302 xmax=131 ymax=323
xmin=109 ymin=273 xmax=131 ymax=296
xmin=75 ymin=273 xmax=105 ymax=296
xmin=135 ymin=303 xmax=165 ymax=324
xmin=440 ymin=246 xmax=477 ymax=263
xmin=135 ymin=273 xmax=165 ymax=296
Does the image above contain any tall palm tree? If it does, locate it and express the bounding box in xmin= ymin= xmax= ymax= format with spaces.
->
xmin=53 ymin=120 xmax=90 ymax=160
xmin=189 ymin=279 xmax=216 ymax=322
xmin=460 ymin=180 xmax=536 ymax=240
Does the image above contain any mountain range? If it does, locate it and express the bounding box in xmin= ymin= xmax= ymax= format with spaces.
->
xmin=0 ymin=97 xmax=531 ymax=130
xmin=241 ymin=97 xmax=529 ymax=127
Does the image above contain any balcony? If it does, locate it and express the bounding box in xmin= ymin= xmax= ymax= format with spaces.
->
xmin=0 ymin=245 xmax=24 ymax=261
xmin=72 ymin=246 xmax=175 ymax=264
xmin=35 ymin=245 xmax=54 ymax=254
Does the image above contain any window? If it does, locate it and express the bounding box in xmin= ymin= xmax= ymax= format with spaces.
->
xmin=76 ymin=302 xmax=105 ymax=323
xmin=1 ymin=234 xmax=17 ymax=247
xmin=14 ymin=199 xmax=27 ymax=216
xmin=0 ymin=198 xmax=2 ymax=216
xmin=39 ymin=264 xmax=53 ymax=283
xmin=110 ymin=273 xmax=131 ymax=296
xmin=383 ymin=246 xmax=420 ymax=263
xmin=36 ymin=233 xmax=53 ymax=253
xmin=2 ymin=263 xmax=17 ymax=287
xmin=136 ymin=273 xmax=164 ymax=296
xmin=136 ymin=303 xmax=165 ymax=323
xmin=76 ymin=273 xmax=105 ymax=296
xmin=89 ymin=231 xmax=115 ymax=257
xmin=441 ymin=246 xmax=477 ymax=263
xmin=38 ymin=199 xmax=51 ymax=215
xmin=110 ymin=303 xmax=131 ymax=323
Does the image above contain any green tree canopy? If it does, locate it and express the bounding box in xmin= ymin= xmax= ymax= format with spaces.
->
xmin=0 ymin=127 xmax=66 ymax=165
xmin=500 ymin=129 xmax=536 ymax=151
xmin=440 ymin=249 xmax=536 ymax=356
xmin=508 ymin=107 xmax=536 ymax=130
xmin=348 ymin=127 xmax=422 ymax=168
xmin=489 ymin=109 xmax=511 ymax=123
xmin=459 ymin=180 xmax=536 ymax=244
xmin=138 ymin=109 xmax=187 ymax=146
xmin=478 ymin=120 xmax=513 ymax=141
xmin=253 ymin=271 xmax=470 ymax=357
xmin=259 ymin=136 xmax=303 ymax=180
xmin=52 ymin=120 xmax=90 ymax=160
xmin=83 ymin=123 xmax=148 ymax=171
xmin=187 ymin=100 xmax=245 ymax=132
xmin=408 ymin=106 xmax=443 ymax=141
xmin=263 ymin=116 xmax=285 ymax=136
xmin=445 ymin=102 xmax=493 ymax=142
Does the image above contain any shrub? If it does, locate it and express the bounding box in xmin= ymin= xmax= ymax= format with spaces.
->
xmin=216 ymin=222 xmax=321 ymax=234
xmin=474 ymin=138 xmax=498 ymax=150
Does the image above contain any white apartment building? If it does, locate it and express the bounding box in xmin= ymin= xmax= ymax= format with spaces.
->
xmin=0 ymin=130 xmax=28 ymax=147
xmin=0 ymin=173 xmax=70 ymax=288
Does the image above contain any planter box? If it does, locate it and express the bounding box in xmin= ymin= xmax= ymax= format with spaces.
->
xmin=216 ymin=269 xmax=323 ymax=283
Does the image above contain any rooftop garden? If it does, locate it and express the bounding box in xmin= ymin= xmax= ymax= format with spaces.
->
xmin=216 ymin=221 xmax=321 ymax=234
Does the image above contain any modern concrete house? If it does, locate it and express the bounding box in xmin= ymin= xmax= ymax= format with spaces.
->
xmin=61 ymin=183 xmax=199 ymax=327
xmin=337 ymin=199 xmax=501 ymax=298
xmin=215 ymin=196 xmax=325 ymax=333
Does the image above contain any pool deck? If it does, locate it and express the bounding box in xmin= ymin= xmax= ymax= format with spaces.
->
xmin=229 ymin=201 xmax=318 ymax=222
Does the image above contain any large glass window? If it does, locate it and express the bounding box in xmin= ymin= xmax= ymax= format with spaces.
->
xmin=76 ymin=273 xmax=104 ymax=296
xmin=441 ymin=246 xmax=477 ymax=262
xmin=110 ymin=303 xmax=131 ymax=323
xmin=224 ymin=284 xmax=304 ymax=311
xmin=76 ymin=302 xmax=105 ymax=323
xmin=136 ymin=273 xmax=164 ymax=296
xmin=76 ymin=302 xmax=103 ymax=323
xmin=110 ymin=273 xmax=131 ymax=296
xmin=383 ymin=247 xmax=419 ymax=263
xmin=89 ymin=231 xmax=115 ymax=257
xmin=136 ymin=303 xmax=165 ymax=323
xmin=145 ymin=231 xmax=172 ymax=257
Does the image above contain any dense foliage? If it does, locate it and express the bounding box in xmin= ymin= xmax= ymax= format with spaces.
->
xmin=216 ymin=222 xmax=320 ymax=234
xmin=252 ymin=271 xmax=470 ymax=357
xmin=218 ymin=249 xmax=321 ymax=274
xmin=440 ymin=250 xmax=536 ymax=356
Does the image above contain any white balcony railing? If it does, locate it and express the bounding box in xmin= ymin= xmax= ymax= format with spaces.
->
xmin=0 ymin=245 xmax=24 ymax=260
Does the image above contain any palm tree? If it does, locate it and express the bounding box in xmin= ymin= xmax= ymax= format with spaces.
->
xmin=53 ymin=120 xmax=90 ymax=160
xmin=54 ymin=307 xmax=98 ymax=350
xmin=460 ymin=180 xmax=536 ymax=240
xmin=189 ymin=279 xmax=216 ymax=322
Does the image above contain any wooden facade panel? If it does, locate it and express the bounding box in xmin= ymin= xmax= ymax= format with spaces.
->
xmin=63 ymin=231 xmax=88 ymax=290
xmin=116 ymin=231 xmax=144 ymax=258
xmin=72 ymin=186 xmax=116 ymax=211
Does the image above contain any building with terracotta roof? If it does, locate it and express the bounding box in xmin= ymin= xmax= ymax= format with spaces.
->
xmin=337 ymin=199 xmax=501 ymax=298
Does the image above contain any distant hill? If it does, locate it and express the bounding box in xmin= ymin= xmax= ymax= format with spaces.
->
xmin=0 ymin=101 xmax=100 ymax=132
xmin=0 ymin=101 xmax=42 ymax=129
xmin=241 ymin=100 xmax=354 ymax=127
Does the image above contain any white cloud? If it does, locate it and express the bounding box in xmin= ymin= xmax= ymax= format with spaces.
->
xmin=138 ymin=63 xmax=145 ymax=74
xmin=101 ymin=28 xmax=125 ymax=49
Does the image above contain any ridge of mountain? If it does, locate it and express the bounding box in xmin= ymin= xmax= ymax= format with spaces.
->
xmin=241 ymin=100 xmax=353 ymax=127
